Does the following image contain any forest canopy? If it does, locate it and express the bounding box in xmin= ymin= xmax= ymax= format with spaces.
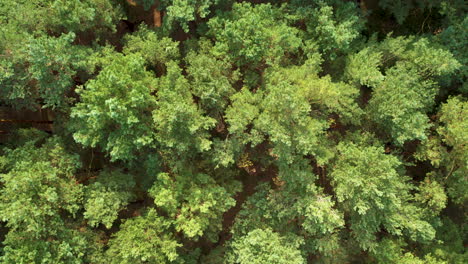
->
xmin=0 ymin=0 xmax=466 ymax=263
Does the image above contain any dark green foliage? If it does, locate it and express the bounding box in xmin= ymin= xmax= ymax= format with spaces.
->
xmin=1 ymin=33 xmax=91 ymax=109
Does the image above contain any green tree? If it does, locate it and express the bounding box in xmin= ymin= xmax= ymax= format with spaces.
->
xmin=0 ymin=134 xmax=101 ymax=263
xmin=330 ymin=141 xmax=435 ymax=251
xmin=160 ymin=0 xmax=228 ymax=33
xmin=153 ymin=61 xmax=216 ymax=158
xmin=71 ymin=52 xmax=158 ymax=161
xmin=123 ymin=25 xmax=180 ymax=73
xmin=149 ymin=171 xmax=237 ymax=242
xmin=84 ymin=169 xmax=136 ymax=229
xmin=229 ymin=228 xmax=305 ymax=264
xmin=105 ymin=208 xmax=181 ymax=264
xmin=207 ymin=2 xmax=302 ymax=68
xmin=1 ymin=33 xmax=91 ymax=109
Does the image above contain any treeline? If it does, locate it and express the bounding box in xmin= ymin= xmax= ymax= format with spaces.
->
xmin=0 ymin=0 xmax=466 ymax=263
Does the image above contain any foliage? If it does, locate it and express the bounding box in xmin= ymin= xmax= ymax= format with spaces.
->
xmin=71 ymin=52 xmax=158 ymax=161
xmin=149 ymin=171 xmax=237 ymax=241
xmin=353 ymin=36 xmax=462 ymax=144
xmin=207 ymin=2 xmax=302 ymax=67
xmin=229 ymin=228 xmax=305 ymax=264
xmin=0 ymin=136 xmax=82 ymax=236
xmin=185 ymin=43 xmax=239 ymax=116
xmin=0 ymin=0 xmax=123 ymax=35
xmin=84 ymin=169 xmax=136 ymax=229
xmin=1 ymin=33 xmax=91 ymax=109
xmin=0 ymin=135 xmax=99 ymax=263
xmin=153 ymin=61 xmax=216 ymax=157
xmin=105 ymin=208 xmax=181 ymax=263
xmin=160 ymin=0 xmax=226 ymax=32
xmin=123 ymin=25 xmax=180 ymax=72
xmin=330 ymin=141 xmax=435 ymax=250
xmin=0 ymin=0 xmax=466 ymax=263
xmin=291 ymin=0 xmax=365 ymax=58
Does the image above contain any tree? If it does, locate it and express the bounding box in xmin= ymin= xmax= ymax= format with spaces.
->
xmin=0 ymin=0 xmax=123 ymax=36
xmin=229 ymin=228 xmax=305 ymax=264
xmin=149 ymin=171 xmax=237 ymax=242
xmin=346 ymin=36 xmax=461 ymax=144
xmin=290 ymin=0 xmax=365 ymax=58
xmin=1 ymin=33 xmax=91 ymax=109
xmin=152 ymin=61 xmax=216 ymax=159
xmin=105 ymin=208 xmax=181 ymax=264
xmin=84 ymin=169 xmax=136 ymax=229
xmin=70 ymin=52 xmax=158 ymax=161
xmin=185 ymin=40 xmax=239 ymax=117
xmin=160 ymin=0 xmax=229 ymax=33
xmin=0 ymin=133 xmax=101 ymax=263
xmin=123 ymin=25 xmax=180 ymax=73
xmin=330 ymin=141 xmax=435 ymax=251
xmin=207 ymin=2 xmax=302 ymax=68
xmin=416 ymin=96 xmax=467 ymax=205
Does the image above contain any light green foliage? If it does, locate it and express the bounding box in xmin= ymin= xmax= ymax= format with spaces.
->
xmin=229 ymin=160 xmax=344 ymax=259
xmin=0 ymin=135 xmax=98 ymax=263
xmin=47 ymin=0 xmax=123 ymax=34
xmin=368 ymin=64 xmax=436 ymax=144
xmin=207 ymin=3 xmax=302 ymax=67
xmin=292 ymin=0 xmax=364 ymax=58
xmin=229 ymin=228 xmax=305 ymax=264
xmin=185 ymin=44 xmax=238 ymax=115
xmin=27 ymin=33 xmax=89 ymax=108
xmin=0 ymin=0 xmax=122 ymax=35
xmin=437 ymin=97 xmax=467 ymax=204
xmin=347 ymin=36 xmax=461 ymax=85
xmin=2 ymin=224 xmax=104 ymax=264
xmin=438 ymin=97 xmax=468 ymax=160
xmin=415 ymin=178 xmax=447 ymax=215
xmin=271 ymin=59 xmax=363 ymax=125
xmin=362 ymin=36 xmax=460 ymax=144
xmin=416 ymin=97 xmax=468 ymax=205
xmin=226 ymin=59 xmax=362 ymax=165
xmin=153 ymin=62 xmax=216 ymax=155
xmin=149 ymin=171 xmax=236 ymax=241
xmin=0 ymin=1 xmax=466 ymax=262
xmin=331 ymin=142 xmax=435 ymax=250
xmin=105 ymin=208 xmax=181 ymax=264
xmin=84 ymin=170 xmax=136 ymax=229
xmin=0 ymin=137 xmax=82 ymax=237
xmin=272 ymin=161 xmax=345 ymax=256
xmin=71 ymin=53 xmax=158 ymax=161
xmin=123 ymin=25 xmax=180 ymax=72
xmin=372 ymin=238 xmax=447 ymax=264
xmin=161 ymin=0 xmax=224 ymax=32
xmin=225 ymin=88 xmax=262 ymax=142
xmin=345 ymin=47 xmax=384 ymax=87
xmin=256 ymin=79 xmax=329 ymax=164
